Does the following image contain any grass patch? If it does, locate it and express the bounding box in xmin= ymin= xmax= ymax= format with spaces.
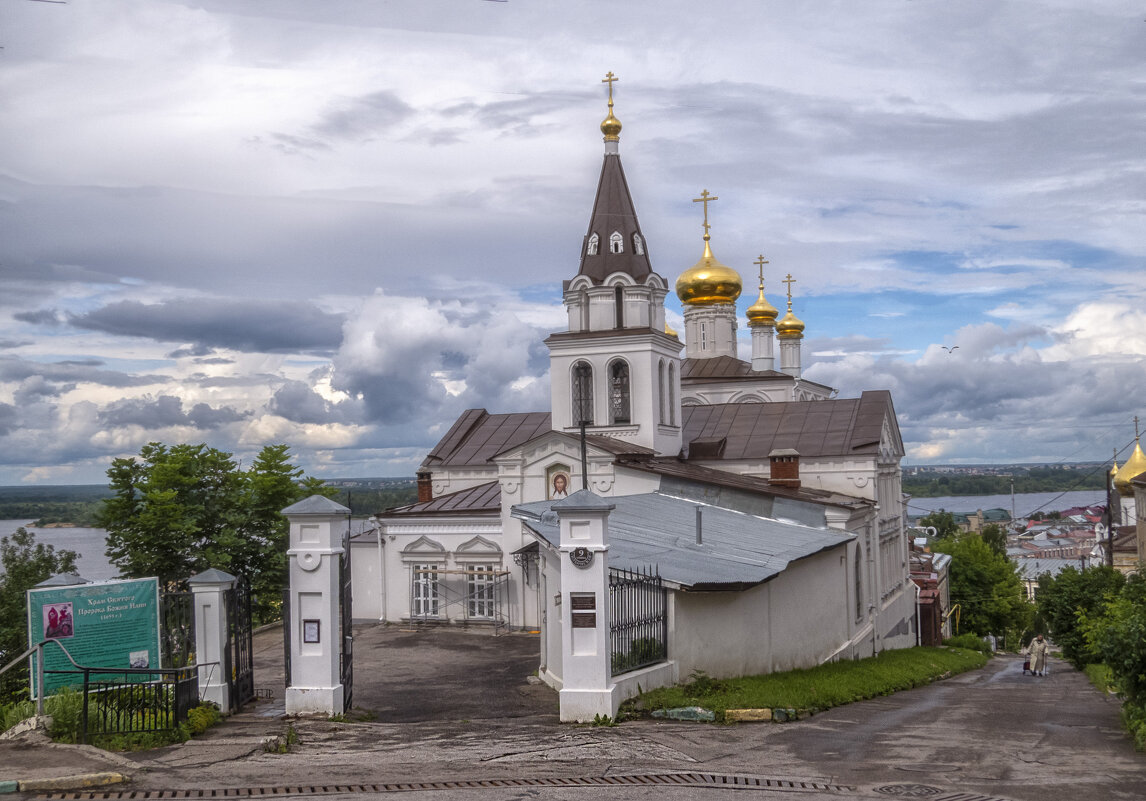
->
xmin=623 ymin=646 xmax=988 ymax=722
xmin=1083 ymin=663 xmax=1115 ymax=694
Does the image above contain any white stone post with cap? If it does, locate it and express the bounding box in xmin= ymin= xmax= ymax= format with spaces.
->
xmin=283 ymin=495 xmax=350 ymax=715
xmin=188 ymin=567 xmax=236 ymax=712
xmin=553 ymin=489 xmax=616 ymax=722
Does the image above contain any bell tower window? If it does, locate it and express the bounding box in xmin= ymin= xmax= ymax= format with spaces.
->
xmin=609 ymin=231 xmax=624 ymax=254
xmin=614 ymin=285 xmax=624 ymax=329
xmin=572 ymin=362 xmax=593 ymax=425
xmin=587 ymin=233 xmax=599 ymax=256
xmin=608 ymin=360 xmax=631 ymax=425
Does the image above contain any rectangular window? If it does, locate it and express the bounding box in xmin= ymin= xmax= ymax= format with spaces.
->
xmin=413 ymin=563 xmax=440 ymax=618
xmin=467 ymin=565 xmax=495 ymax=619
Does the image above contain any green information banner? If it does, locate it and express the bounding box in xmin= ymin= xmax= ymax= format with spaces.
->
xmin=26 ymin=577 xmax=161 ymax=698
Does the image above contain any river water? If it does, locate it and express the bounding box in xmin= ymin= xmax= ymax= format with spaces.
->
xmin=905 ymin=489 xmax=1107 ymax=519
xmin=0 ymin=519 xmax=119 ymax=582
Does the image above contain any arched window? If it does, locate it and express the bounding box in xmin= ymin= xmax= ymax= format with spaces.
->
xmin=614 ymin=285 xmax=624 ymax=329
xmin=608 ymin=360 xmax=630 ymax=424
xmin=587 ymin=233 xmax=599 ymax=256
xmin=632 ymin=233 xmax=644 ymax=255
xmin=572 ymin=362 xmax=593 ymax=425
xmin=609 ymin=231 xmax=624 ymax=254
xmin=658 ymin=360 xmax=666 ymax=424
xmin=668 ymin=362 xmax=677 ymax=426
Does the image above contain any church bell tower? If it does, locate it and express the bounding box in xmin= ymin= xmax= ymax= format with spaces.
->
xmin=545 ymin=73 xmax=683 ymax=457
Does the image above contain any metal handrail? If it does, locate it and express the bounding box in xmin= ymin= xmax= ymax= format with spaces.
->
xmin=1 ymin=638 xmax=216 ymax=718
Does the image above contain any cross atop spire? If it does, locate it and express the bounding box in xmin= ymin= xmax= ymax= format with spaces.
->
xmin=600 ymin=71 xmax=622 ymax=144
xmin=692 ymin=190 xmax=719 ymax=241
xmin=754 ymin=254 xmax=769 ymax=288
xmin=783 ymin=272 xmax=796 ymax=310
xmin=602 ymin=71 xmax=618 ymax=101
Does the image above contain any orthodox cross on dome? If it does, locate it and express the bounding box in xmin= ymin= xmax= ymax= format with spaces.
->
xmin=754 ymin=254 xmax=769 ymax=288
xmin=783 ymin=272 xmax=796 ymax=309
xmin=602 ymin=71 xmax=618 ymax=102
xmin=1136 ymin=415 xmax=1141 ymax=441
xmin=692 ymin=189 xmax=719 ymax=241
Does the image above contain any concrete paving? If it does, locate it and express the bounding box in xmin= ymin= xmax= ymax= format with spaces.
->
xmin=2 ymin=624 xmax=1143 ymax=801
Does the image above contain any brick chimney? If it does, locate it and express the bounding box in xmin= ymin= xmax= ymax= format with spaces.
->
xmin=769 ymin=449 xmax=801 ymax=489
xmin=416 ymin=471 xmax=433 ymax=503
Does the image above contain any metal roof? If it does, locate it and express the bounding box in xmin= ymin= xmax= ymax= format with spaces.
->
xmin=382 ymin=480 xmax=501 ymax=516
xmin=423 ymin=409 xmax=552 ymax=468
xmin=680 ymin=390 xmax=897 ymax=460
xmin=513 ymin=492 xmax=851 ymax=590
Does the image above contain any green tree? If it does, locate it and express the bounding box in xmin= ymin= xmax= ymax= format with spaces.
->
xmin=99 ymin=442 xmax=334 ymax=619
xmin=932 ymin=533 xmax=1030 ymax=637
xmin=980 ymin=523 xmax=1007 ymax=558
xmin=919 ymin=510 xmax=960 ymax=539
xmin=0 ymin=528 xmax=78 ymax=702
xmin=1036 ymin=565 xmax=1125 ymax=668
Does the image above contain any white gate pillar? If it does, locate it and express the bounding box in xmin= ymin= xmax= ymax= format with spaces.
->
xmin=189 ymin=568 xmax=236 ymax=712
xmin=554 ymin=489 xmax=617 ymax=722
xmin=282 ymin=495 xmax=350 ymax=715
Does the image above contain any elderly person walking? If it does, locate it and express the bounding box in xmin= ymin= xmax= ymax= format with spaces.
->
xmin=1026 ymin=633 xmax=1050 ymax=677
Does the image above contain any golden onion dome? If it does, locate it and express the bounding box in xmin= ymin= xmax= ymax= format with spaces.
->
xmin=601 ymin=106 xmax=621 ymax=141
xmin=665 ymin=321 xmax=678 ymax=338
xmin=675 ymin=241 xmax=743 ymax=305
xmin=776 ymin=306 xmax=805 ymax=339
xmin=1114 ymin=439 xmax=1146 ymax=497
xmin=746 ymin=285 xmax=779 ymax=327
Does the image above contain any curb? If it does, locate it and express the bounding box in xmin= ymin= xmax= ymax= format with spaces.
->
xmin=6 ymin=772 xmax=130 ymax=793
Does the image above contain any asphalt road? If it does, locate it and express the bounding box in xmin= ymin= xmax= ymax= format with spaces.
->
xmin=114 ymin=625 xmax=1144 ymax=801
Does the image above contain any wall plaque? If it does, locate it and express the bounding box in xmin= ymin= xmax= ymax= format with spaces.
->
xmin=570 ymin=547 xmax=594 ymax=568
xmin=571 ymin=613 xmax=596 ymax=628
xmin=570 ymin=594 xmax=596 ymax=610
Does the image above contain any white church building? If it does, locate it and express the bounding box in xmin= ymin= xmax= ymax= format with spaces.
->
xmin=350 ymin=77 xmax=918 ymax=713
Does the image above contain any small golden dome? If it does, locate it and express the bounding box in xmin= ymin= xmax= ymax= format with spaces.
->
xmin=665 ymin=321 xmax=678 ymax=337
xmin=675 ymin=241 xmax=743 ymax=305
xmin=1114 ymin=439 xmax=1146 ymax=497
xmin=776 ymin=307 xmax=805 ymax=339
xmin=601 ymin=108 xmax=621 ymax=141
xmin=746 ymin=286 xmax=779 ymax=327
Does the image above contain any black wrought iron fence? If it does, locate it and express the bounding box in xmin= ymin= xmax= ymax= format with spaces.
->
xmin=609 ymin=566 xmax=667 ymax=676
xmin=71 ymin=666 xmax=198 ymax=743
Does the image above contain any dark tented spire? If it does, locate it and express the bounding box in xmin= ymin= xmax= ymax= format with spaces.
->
xmin=577 ymin=152 xmax=654 ymax=284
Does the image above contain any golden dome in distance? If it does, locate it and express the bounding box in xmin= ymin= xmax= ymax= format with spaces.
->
xmin=746 ymin=254 xmax=779 ymax=326
xmin=675 ymin=189 xmax=743 ymax=305
xmin=601 ymin=71 xmax=621 ymax=141
xmin=1114 ymin=425 xmax=1146 ymax=497
xmin=776 ymin=272 xmax=805 ymax=339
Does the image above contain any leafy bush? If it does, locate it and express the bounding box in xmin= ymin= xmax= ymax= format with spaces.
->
xmin=611 ymin=637 xmax=665 ymax=675
xmin=186 ymin=702 xmax=222 ymax=735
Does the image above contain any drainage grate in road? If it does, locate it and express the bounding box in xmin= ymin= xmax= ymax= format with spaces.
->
xmin=873 ymin=788 xmax=1011 ymax=801
xmin=38 ymin=772 xmax=855 ymax=799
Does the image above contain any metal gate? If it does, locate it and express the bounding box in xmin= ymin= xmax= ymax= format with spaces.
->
xmin=609 ymin=566 xmax=667 ymax=676
xmin=224 ymin=580 xmax=255 ymax=712
xmin=281 ymin=587 xmax=291 ymax=690
xmin=339 ymin=531 xmax=353 ymax=711
xmin=159 ymin=591 xmax=194 ymax=668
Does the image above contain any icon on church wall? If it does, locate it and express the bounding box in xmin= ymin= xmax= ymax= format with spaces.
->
xmin=548 ymin=465 xmax=572 ymax=500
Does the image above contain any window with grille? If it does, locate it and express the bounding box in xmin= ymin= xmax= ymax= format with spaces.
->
xmin=413 ymin=563 xmax=440 ymax=617
xmin=609 ymin=360 xmax=630 ymax=424
xmin=572 ymin=362 xmax=593 ymax=425
xmin=467 ymin=565 xmax=495 ymax=619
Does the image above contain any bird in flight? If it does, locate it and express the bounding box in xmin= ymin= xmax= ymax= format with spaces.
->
xmin=941 ymin=346 xmax=959 ymax=353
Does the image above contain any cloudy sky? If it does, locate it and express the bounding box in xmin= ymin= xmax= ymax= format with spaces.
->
xmin=1 ymin=0 xmax=1143 ymax=485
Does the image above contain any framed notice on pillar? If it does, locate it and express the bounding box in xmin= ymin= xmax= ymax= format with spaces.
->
xmin=303 ymin=620 xmax=321 ymax=643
